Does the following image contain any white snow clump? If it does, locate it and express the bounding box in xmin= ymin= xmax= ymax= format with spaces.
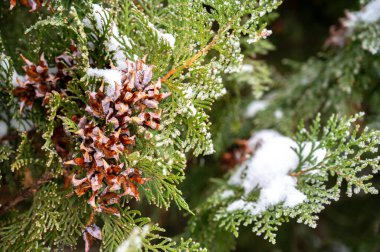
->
xmin=225 ymin=130 xmax=326 ymax=215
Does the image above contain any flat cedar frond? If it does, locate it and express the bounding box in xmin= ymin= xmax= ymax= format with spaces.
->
xmin=3 ymin=0 xmax=380 ymax=251
xmin=0 ymin=182 xmax=86 ymax=251
xmin=189 ymin=113 xmax=380 ymax=245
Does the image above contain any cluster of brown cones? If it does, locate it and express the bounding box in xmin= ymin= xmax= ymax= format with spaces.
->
xmin=12 ymin=47 xmax=170 ymax=249
xmin=13 ymin=45 xmax=78 ymax=112
xmin=9 ymin=0 xmax=46 ymax=12
xmin=12 ymin=47 xmax=170 ymax=216
xmin=64 ymin=58 xmax=170 ymax=217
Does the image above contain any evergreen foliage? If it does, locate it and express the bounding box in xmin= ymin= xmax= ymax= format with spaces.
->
xmin=1 ymin=0 xmax=380 ymax=251
xmin=0 ymin=0 xmax=280 ymax=250
xmin=189 ymin=113 xmax=380 ymax=247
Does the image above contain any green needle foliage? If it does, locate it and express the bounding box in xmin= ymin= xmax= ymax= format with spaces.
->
xmin=1 ymin=0 xmax=380 ymax=251
xmin=189 ymin=114 xmax=380 ymax=248
xmin=0 ymin=0 xmax=281 ymax=251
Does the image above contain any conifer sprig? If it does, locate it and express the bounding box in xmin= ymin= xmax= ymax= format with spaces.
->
xmin=0 ymin=0 xmax=281 ymax=250
xmin=190 ymin=113 xmax=380 ymax=246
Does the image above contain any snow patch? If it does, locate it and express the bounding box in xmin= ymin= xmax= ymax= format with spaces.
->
xmin=84 ymin=4 xmax=133 ymax=69
xmin=116 ymin=225 xmax=150 ymax=252
xmin=148 ymin=22 xmax=176 ymax=48
xmin=226 ymin=130 xmax=326 ymax=215
xmin=160 ymin=33 xmax=176 ymax=48
xmin=220 ymin=190 xmax=235 ymax=199
xmin=348 ymin=0 xmax=380 ymax=25
xmin=241 ymin=64 xmax=254 ymax=73
xmin=104 ymin=23 xmax=133 ymax=69
xmin=83 ymin=4 xmax=109 ymax=33
xmin=86 ymin=68 xmax=122 ymax=96
xmin=247 ymin=129 xmax=281 ymax=149
xmin=274 ymin=109 xmax=284 ymax=119
xmin=245 ymin=100 xmax=269 ymax=118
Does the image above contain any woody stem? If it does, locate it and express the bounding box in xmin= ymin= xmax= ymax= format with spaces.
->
xmin=160 ymin=20 xmax=233 ymax=83
xmin=0 ymin=172 xmax=54 ymax=215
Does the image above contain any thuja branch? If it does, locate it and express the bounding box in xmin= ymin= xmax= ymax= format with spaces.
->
xmin=134 ymin=0 xmax=153 ymax=17
xmin=289 ymin=167 xmax=320 ymax=177
xmin=289 ymin=155 xmax=332 ymax=177
xmin=160 ymin=20 xmax=234 ymax=83
xmin=0 ymin=172 xmax=54 ymax=215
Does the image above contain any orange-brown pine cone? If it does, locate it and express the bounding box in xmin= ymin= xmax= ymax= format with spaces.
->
xmin=10 ymin=0 xmax=44 ymax=12
xmin=13 ymin=46 xmax=78 ymax=112
xmin=13 ymin=54 xmax=55 ymax=111
xmin=65 ymin=58 xmax=170 ymax=216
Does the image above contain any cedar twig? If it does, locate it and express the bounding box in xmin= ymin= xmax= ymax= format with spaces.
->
xmin=160 ymin=20 xmax=233 ymax=83
xmin=289 ymin=167 xmax=320 ymax=177
xmin=0 ymin=172 xmax=54 ymax=215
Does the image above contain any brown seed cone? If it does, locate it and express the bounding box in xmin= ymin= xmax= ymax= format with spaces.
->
xmin=221 ymin=139 xmax=253 ymax=171
xmin=13 ymin=53 xmax=54 ymax=111
xmin=86 ymin=59 xmax=171 ymax=130
xmin=10 ymin=0 xmax=44 ymax=12
xmin=65 ymin=58 xmax=169 ymax=216
xmin=13 ymin=45 xmax=78 ymax=112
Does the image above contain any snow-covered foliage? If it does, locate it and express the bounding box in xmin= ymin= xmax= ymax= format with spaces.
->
xmin=83 ymin=4 xmax=134 ymax=96
xmin=224 ymin=129 xmax=327 ymax=213
xmin=3 ymin=0 xmax=380 ymax=251
xmin=116 ymin=225 xmax=150 ymax=252
xmin=347 ymin=0 xmax=380 ymax=25
xmin=148 ymin=22 xmax=176 ymax=48
xmin=250 ymin=2 xmax=380 ymax=133
xmin=86 ymin=68 xmax=122 ymax=95
xmin=83 ymin=4 xmax=133 ymax=69
xmin=190 ymin=114 xmax=380 ymax=245
xmin=225 ymin=130 xmax=325 ymax=214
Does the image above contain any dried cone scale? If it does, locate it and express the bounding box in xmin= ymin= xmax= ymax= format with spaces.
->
xmin=65 ymin=58 xmax=171 ymax=217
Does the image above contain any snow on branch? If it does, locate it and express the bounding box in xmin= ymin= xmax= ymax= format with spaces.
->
xmin=225 ymin=130 xmax=326 ymax=215
xmin=83 ymin=4 xmax=133 ymax=69
xmin=86 ymin=68 xmax=122 ymax=95
xmin=347 ymin=0 xmax=380 ymax=25
xmin=84 ymin=4 xmax=136 ymax=96
xmin=148 ymin=22 xmax=176 ymax=48
xmin=191 ymin=113 xmax=380 ymax=244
